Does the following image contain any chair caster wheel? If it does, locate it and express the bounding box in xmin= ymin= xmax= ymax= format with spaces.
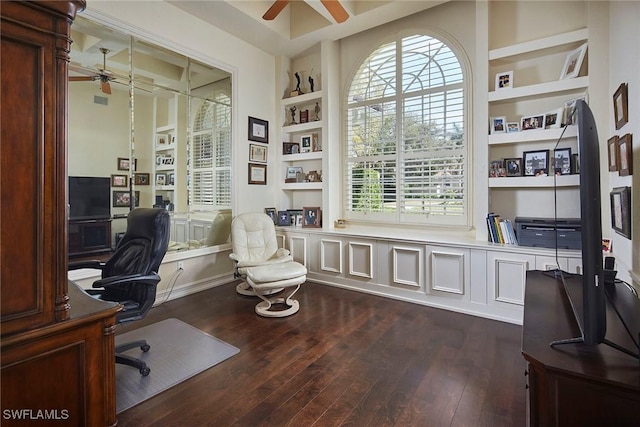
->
xmin=140 ymin=366 xmax=150 ymax=376
xmin=141 ymin=343 xmax=151 ymax=352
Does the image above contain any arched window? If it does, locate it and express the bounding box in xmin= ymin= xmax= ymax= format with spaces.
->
xmin=345 ymin=33 xmax=468 ymax=227
xmin=190 ymin=90 xmax=231 ymax=210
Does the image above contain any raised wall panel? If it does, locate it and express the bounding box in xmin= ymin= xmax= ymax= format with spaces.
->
xmin=494 ymin=258 xmax=528 ymax=305
xmin=190 ymin=221 xmax=209 ymax=241
xmin=173 ymin=218 xmax=188 ymax=243
xmin=275 ymin=233 xmax=286 ymax=249
xmin=430 ymin=250 xmax=465 ymax=295
xmin=320 ymin=239 xmax=343 ymax=273
xmin=392 ymin=246 xmax=422 ymax=288
xmin=289 ymin=235 xmax=308 ymax=266
xmin=348 ymin=242 xmax=373 ymax=279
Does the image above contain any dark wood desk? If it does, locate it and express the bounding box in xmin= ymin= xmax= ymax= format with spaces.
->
xmin=522 ymin=271 xmax=640 ymax=426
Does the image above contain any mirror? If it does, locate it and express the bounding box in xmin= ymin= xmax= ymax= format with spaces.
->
xmin=68 ymin=16 xmax=232 ymax=255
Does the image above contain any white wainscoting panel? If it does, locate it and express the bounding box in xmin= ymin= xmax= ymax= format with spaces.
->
xmin=173 ymin=218 xmax=188 ymax=243
xmin=275 ymin=233 xmax=286 ymax=249
xmin=320 ymin=239 xmax=343 ymax=273
xmin=348 ymin=241 xmax=373 ymax=279
xmin=289 ymin=235 xmax=308 ymax=266
xmin=493 ymin=258 xmax=529 ymax=305
xmin=429 ymin=250 xmax=465 ymax=295
xmin=392 ymin=246 xmax=422 ymax=288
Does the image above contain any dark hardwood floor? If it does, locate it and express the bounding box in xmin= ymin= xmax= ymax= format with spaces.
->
xmin=115 ymin=281 xmax=526 ymax=426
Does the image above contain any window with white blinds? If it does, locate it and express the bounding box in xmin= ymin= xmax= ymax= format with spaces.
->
xmin=345 ymin=33 xmax=468 ymax=227
xmin=190 ymin=91 xmax=231 ymax=210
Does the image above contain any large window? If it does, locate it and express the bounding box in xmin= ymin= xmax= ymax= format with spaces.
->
xmin=190 ymin=89 xmax=232 ymax=210
xmin=345 ymin=33 xmax=468 ymax=227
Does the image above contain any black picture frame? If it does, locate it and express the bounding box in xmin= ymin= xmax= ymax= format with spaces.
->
xmin=302 ymin=207 xmax=322 ymax=228
xmin=283 ymin=142 xmax=300 ymax=155
xmin=264 ymin=207 xmax=277 ymax=224
xmin=248 ymin=163 xmax=267 ymax=185
xmin=610 ymin=186 xmax=631 ymax=239
xmin=248 ymin=116 xmax=269 ymax=143
xmin=523 ymin=150 xmax=549 ymax=176
xmin=277 ymin=210 xmax=291 ymax=226
xmin=113 ymin=190 xmax=139 ymax=208
xmin=504 ymin=158 xmax=522 ymax=177
xmin=553 ymin=148 xmax=572 ymax=175
xmin=134 ymin=172 xmax=150 ymax=185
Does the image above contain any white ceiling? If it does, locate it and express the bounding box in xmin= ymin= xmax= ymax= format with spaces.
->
xmin=168 ymin=0 xmax=450 ymax=57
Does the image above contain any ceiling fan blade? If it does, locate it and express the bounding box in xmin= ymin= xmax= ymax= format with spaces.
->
xmin=263 ymin=0 xmax=290 ymax=20
xmin=101 ymin=80 xmax=112 ymax=95
xmin=69 ymin=76 xmax=95 ymax=82
xmin=321 ymin=0 xmax=349 ymax=23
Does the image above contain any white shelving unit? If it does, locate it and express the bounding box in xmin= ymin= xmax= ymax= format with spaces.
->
xmin=153 ymin=94 xmax=184 ymax=208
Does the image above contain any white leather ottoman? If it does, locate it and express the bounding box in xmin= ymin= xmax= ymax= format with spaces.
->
xmin=245 ymin=262 xmax=307 ymax=317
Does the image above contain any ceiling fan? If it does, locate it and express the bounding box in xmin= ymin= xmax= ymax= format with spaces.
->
xmin=69 ymin=47 xmax=114 ymax=94
xmin=263 ymin=0 xmax=349 ymax=23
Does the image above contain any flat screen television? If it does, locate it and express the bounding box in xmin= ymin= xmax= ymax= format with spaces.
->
xmin=559 ymin=100 xmax=606 ymax=346
xmin=68 ymin=176 xmax=111 ymax=220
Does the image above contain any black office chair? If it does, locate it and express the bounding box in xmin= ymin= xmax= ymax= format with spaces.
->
xmin=69 ymin=208 xmax=170 ymax=376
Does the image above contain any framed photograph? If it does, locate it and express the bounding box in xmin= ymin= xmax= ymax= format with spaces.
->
xmin=264 ymin=207 xmax=277 ymax=224
xmin=117 ymin=157 xmax=137 ymax=171
xmin=562 ymin=95 xmax=587 ymax=126
xmin=248 ymin=163 xmax=267 ymax=185
xmin=112 ymin=190 xmax=131 ymax=207
xmin=553 ymin=148 xmax=572 ymax=175
xmin=249 ymin=143 xmax=267 ymax=163
xmin=613 ymin=82 xmax=628 ymax=130
xmin=286 ymin=166 xmax=303 ymax=180
xmin=134 ymin=172 xmax=150 ymax=185
xmin=248 ymin=116 xmax=269 ymax=143
xmin=168 ymin=172 xmax=175 ymax=186
xmin=617 ymin=133 xmax=633 ymax=176
xmin=571 ymin=153 xmax=580 ymax=174
xmin=155 ymin=173 xmax=166 ymax=186
xmin=504 ymin=158 xmax=522 ymax=177
xmin=544 ymin=108 xmax=563 ymax=129
xmin=559 ymin=43 xmax=587 ymax=80
xmin=523 ymin=149 xmax=550 ymax=176
xmin=111 ymin=174 xmax=128 ymax=187
xmin=489 ymin=160 xmax=506 ymax=178
xmin=521 ymin=114 xmax=545 ymax=131
xmin=156 ymin=134 xmax=167 ymax=146
xmin=283 ymin=142 xmax=300 ymax=155
xmin=287 ymin=209 xmax=302 ymax=225
xmin=602 ymin=238 xmax=612 ymax=254
xmin=610 ymin=186 xmax=631 ymax=239
xmin=608 ymin=135 xmax=619 ymax=172
xmin=277 ymin=210 xmax=291 ymax=226
xmin=490 ymin=116 xmax=506 ymax=134
xmin=495 ymin=70 xmax=513 ymax=90
xmin=300 ymin=134 xmax=312 ymax=153
xmin=506 ymin=122 xmax=520 ymax=133
xmin=302 ymin=207 xmax=322 ymax=228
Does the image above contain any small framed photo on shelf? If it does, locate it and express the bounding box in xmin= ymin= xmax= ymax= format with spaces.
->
xmin=264 ymin=207 xmax=277 ymax=224
xmin=249 ymin=143 xmax=267 ymax=163
xmin=545 ymin=108 xmax=563 ymax=129
xmin=489 ymin=160 xmax=506 ymax=177
xmin=608 ymin=135 xmax=619 ymax=172
xmin=553 ymin=148 xmax=572 ymax=175
xmin=504 ymin=158 xmax=522 ymax=177
xmin=112 ymin=190 xmax=131 ymax=208
xmin=521 ymin=114 xmax=545 ymax=131
xmin=490 ymin=116 xmax=506 ymax=134
xmin=559 ymin=43 xmax=587 ymax=80
xmin=302 ymin=207 xmax=322 ymax=228
xmin=610 ymin=186 xmax=631 ymax=239
xmin=283 ymin=142 xmax=300 ymax=155
xmin=506 ymin=122 xmax=520 ymax=133
xmin=617 ymin=133 xmax=633 ymax=176
xmin=248 ymin=163 xmax=267 ymax=185
xmin=248 ymin=116 xmax=269 ymax=143
xmin=523 ymin=149 xmax=550 ymax=176
xmin=300 ymin=134 xmax=312 ymax=153
xmin=277 ymin=210 xmax=291 ymax=226
xmin=155 ymin=173 xmax=166 ymax=186
xmin=134 ymin=173 xmax=150 ymax=185
xmin=111 ymin=174 xmax=128 ymax=187
xmin=613 ymin=82 xmax=628 ymax=130
xmin=156 ymin=135 xmax=167 ymax=146
xmin=286 ymin=166 xmax=303 ymax=180
xmin=495 ymin=70 xmax=513 ymax=90
xmin=168 ymin=172 xmax=175 ymax=186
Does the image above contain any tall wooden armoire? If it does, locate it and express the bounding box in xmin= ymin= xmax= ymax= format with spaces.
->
xmin=1 ymin=2 xmax=120 ymax=426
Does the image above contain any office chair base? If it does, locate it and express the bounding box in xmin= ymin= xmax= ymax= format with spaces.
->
xmin=116 ymin=339 xmax=151 ymax=376
xmin=236 ymin=280 xmax=282 ymax=296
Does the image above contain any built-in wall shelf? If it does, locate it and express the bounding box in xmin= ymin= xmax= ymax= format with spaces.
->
xmin=282 ymin=182 xmax=323 ymax=191
xmin=281 ymin=90 xmax=323 ymax=108
xmin=489 ymin=175 xmax=580 ymax=188
xmin=489 ymin=125 xmax=577 ymax=145
xmin=282 ymin=152 xmax=323 ymax=162
xmin=282 ymin=120 xmax=324 ymax=133
xmin=489 ymin=28 xmax=588 ymax=60
xmin=488 ymin=76 xmax=589 ymax=103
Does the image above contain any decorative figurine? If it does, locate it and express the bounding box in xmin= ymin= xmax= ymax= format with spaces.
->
xmin=289 ymin=106 xmax=297 ymax=125
xmin=308 ymin=69 xmax=315 ymax=92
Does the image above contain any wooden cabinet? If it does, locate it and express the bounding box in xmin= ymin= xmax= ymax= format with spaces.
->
xmin=523 ymin=271 xmax=640 ymax=426
xmin=1 ymin=2 xmax=120 ymax=425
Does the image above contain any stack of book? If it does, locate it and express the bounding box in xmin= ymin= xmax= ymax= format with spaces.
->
xmin=487 ymin=213 xmax=518 ymax=245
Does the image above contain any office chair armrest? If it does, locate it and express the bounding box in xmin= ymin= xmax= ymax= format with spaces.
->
xmin=272 ymin=248 xmax=291 ymax=258
xmin=68 ymin=260 xmax=106 ymax=271
xmin=93 ymin=273 xmax=161 ymax=288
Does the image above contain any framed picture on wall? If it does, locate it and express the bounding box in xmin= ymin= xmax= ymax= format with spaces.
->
xmin=113 ymin=190 xmax=130 ymax=207
xmin=610 ymin=186 xmax=631 ymax=239
xmin=134 ymin=173 xmax=150 ymax=185
xmin=111 ymin=174 xmax=128 ymax=187
xmin=117 ymin=157 xmax=137 ymax=171
xmin=248 ymin=163 xmax=267 ymax=185
xmin=613 ymin=83 xmax=628 ymax=130
xmin=617 ymin=133 xmax=633 ymax=176
xmin=607 ymin=135 xmax=619 ymax=172
xmin=249 ymin=143 xmax=267 ymax=163
xmin=248 ymin=116 xmax=268 ymax=143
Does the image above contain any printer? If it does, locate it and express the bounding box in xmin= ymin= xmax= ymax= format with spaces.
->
xmin=515 ymin=217 xmax=581 ymax=250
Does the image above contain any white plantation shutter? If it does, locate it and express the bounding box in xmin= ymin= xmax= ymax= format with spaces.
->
xmin=190 ymin=91 xmax=231 ymax=209
xmin=345 ymin=33 xmax=468 ymax=226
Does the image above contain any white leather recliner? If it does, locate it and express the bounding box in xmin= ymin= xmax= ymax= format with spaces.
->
xmin=229 ymin=212 xmax=307 ymax=317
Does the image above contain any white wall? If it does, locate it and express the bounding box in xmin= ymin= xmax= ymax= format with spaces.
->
xmin=85 ymin=0 xmax=280 ymax=216
xmin=608 ymin=1 xmax=639 ymax=285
